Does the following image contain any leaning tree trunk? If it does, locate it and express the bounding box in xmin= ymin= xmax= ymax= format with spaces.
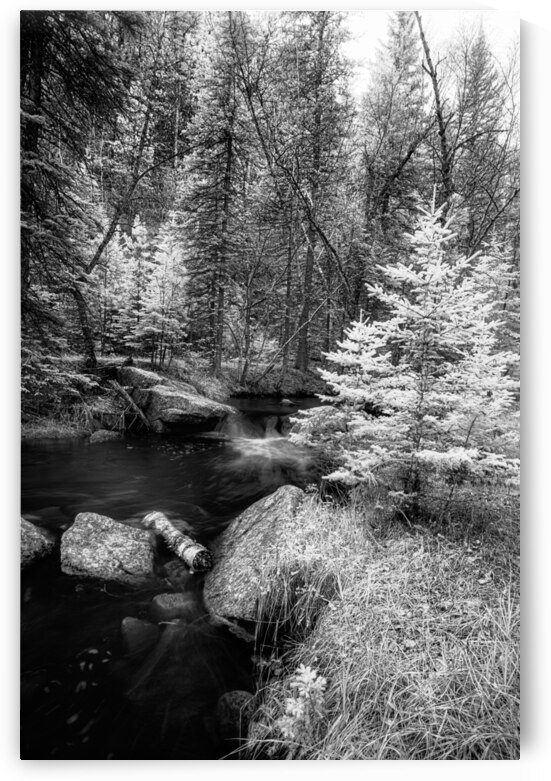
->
xmin=72 ymin=282 xmax=97 ymax=367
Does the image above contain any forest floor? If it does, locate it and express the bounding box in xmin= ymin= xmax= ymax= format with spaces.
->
xmin=242 ymin=488 xmax=520 ymax=760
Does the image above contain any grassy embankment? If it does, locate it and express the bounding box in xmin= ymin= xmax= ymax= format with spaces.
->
xmin=21 ymin=352 xmax=323 ymax=441
xmin=241 ymin=485 xmax=520 ymax=761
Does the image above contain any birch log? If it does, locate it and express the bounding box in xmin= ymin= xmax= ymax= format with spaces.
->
xmin=143 ymin=511 xmax=213 ymax=572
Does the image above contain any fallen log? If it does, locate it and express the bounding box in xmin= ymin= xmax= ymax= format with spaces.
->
xmin=143 ymin=511 xmax=213 ymax=573
xmin=108 ymin=379 xmax=151 ymax=429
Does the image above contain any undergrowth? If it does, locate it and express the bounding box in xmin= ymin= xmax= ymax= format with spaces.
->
xmin=242 ymin=492 xmax=520 ymax=761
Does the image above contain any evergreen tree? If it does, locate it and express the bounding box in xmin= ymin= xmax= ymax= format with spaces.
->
xmin=20 ymin=10 xmax=137 ymax=383
xmin=176 ymin=11 xmax=250 ymax=373
xmin=277 ymin=11 xmax=355 ymax=370
xmin=291 ymin=199 xmax=519 ymax=524
xmin=361 ymin=11 xmax=430 ymax=237
xmin=133 ymin=217 xmax=188 ymax=368
xmin=447 ymin=25 xmax=520 ymax=253
xmin=357 ymin=11 xmax=432 ymax=321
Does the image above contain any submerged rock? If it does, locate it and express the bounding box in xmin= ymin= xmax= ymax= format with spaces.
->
xmin=20 ymin=517 xmax=56 ymax=568
xmin=203 ymin=485 xmax=306 ymax=636
xmin=60 ymin=513 xmax=155 ymax=585
xmin=89 ymin=429 xmax=122 ymax=444
xmin=150 ymin=592 xmax=199 ymax=622
xmin=121 ymin=617 xmax=160 ymax=661
xmin=216 ymin=690 xmax=254 ymax=742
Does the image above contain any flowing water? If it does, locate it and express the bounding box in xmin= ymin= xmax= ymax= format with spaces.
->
xmin=20 ymin=398 xmax=319 ymax=760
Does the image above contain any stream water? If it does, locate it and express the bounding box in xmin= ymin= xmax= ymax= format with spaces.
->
xmin=20 ymin=397 xmax=319 ymax=760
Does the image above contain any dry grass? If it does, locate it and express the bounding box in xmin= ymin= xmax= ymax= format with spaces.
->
xmin=243 ymin=494 xmax=520 ymax=760
xmin=21 ymin=414 xmax=89 ymax=441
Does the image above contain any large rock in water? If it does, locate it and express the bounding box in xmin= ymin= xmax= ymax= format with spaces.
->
xmin=60 ymin=513 xmax=155 ymax=585
xmin=117 ymin=366 xmax=235 ymax=433
xmin=203 ymin=486 xmax=306 ymax=637
xmin=20 ymin=518 xmax=55 ymax=568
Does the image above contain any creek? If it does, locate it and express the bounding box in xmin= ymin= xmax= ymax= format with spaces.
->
xmin=20 ymin=397 xmax=319 ymax=759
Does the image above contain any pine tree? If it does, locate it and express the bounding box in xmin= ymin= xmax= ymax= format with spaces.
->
xmin=361 ymin=11 xmax=430 ymax=236
xmin=175 ymin=11 xmax=249 ymax=373
xmin=291 ymin=199 xmax=519 ymax=524
xmin=133 ymin=217 xmax=188 ymax=368
xmin=448 ymin=25 xmax=519 ymax=253
xmin=280 ymin=12 xmax=355 ymax=370
xmin=20 ymin=11 xmax=137 ymax=396
xmin=356 ymin=11 xmax=432 ymax=321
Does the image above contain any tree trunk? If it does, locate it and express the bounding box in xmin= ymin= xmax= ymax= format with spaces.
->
xmin=108 ymin=379 xmax=151 ymax=429
xmin=20 ymin=15 xmax=45 ymax=297
xmin=295 ymin=223 xmax=316 ymax=371
xmin=415 ymin=12 xmax=454 ymax=205
xmin=213 ymin=130 xmax=234 ymax=374
xmin=281 ymin=196 xmax=295 ymax=382
xmin=72 ymin=283 xmax=97 ymax=367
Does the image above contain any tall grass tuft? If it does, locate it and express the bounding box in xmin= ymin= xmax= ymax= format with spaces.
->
xmin=244 ymin=494 xmax=519 ymax=760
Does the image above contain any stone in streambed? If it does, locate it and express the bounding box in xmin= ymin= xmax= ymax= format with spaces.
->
xmin=60 ymin=513 xmax=155 ymax=585
xmin=20 ymin=517 xmax=56 ymax=568
xmin=203 ymin=485 xmax=306 ymax=634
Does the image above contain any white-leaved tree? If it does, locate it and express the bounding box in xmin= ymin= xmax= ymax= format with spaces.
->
xmin=291 ymin=199 xmax=519 ymax=525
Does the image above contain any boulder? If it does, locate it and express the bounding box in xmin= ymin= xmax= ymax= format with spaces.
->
xmin=20 ymin=518 xmax=56 ymax=568
xmin=60 ymin=513 xmax=155 ymax=585
xmin=117 ymin=366 xmax=169 ymax=389
xmin=89 ymin=429 xmax=122 ymax=444
xmin=140 ymin=385 xmax=235 ymax=433
xmin=117 ymin=367 xmax=234 ymax=433
xmin=203 ymin=486 xmax=306 ymax=634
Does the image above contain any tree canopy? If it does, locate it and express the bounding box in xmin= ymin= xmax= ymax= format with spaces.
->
xmin=20 ymin=10 xmax=519 ymax=413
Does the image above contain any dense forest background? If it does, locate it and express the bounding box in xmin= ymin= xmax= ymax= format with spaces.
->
xmin=20 ymin=9 xmax=519 ymax=413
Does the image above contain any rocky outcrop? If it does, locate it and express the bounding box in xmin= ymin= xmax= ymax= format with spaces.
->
xmin=60 ymin=512 xmax=155 ymax=585
xmin=117 ymin=366 xmax=235 ymax=433
xmin=20 ymin=518 xmax=56 ymax=568
xmin=203 ymin=486 xmax=306 ymax=637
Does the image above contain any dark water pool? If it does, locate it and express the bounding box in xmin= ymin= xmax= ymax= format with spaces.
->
xmin=20 ymin=400 xmax=318 ymax=759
